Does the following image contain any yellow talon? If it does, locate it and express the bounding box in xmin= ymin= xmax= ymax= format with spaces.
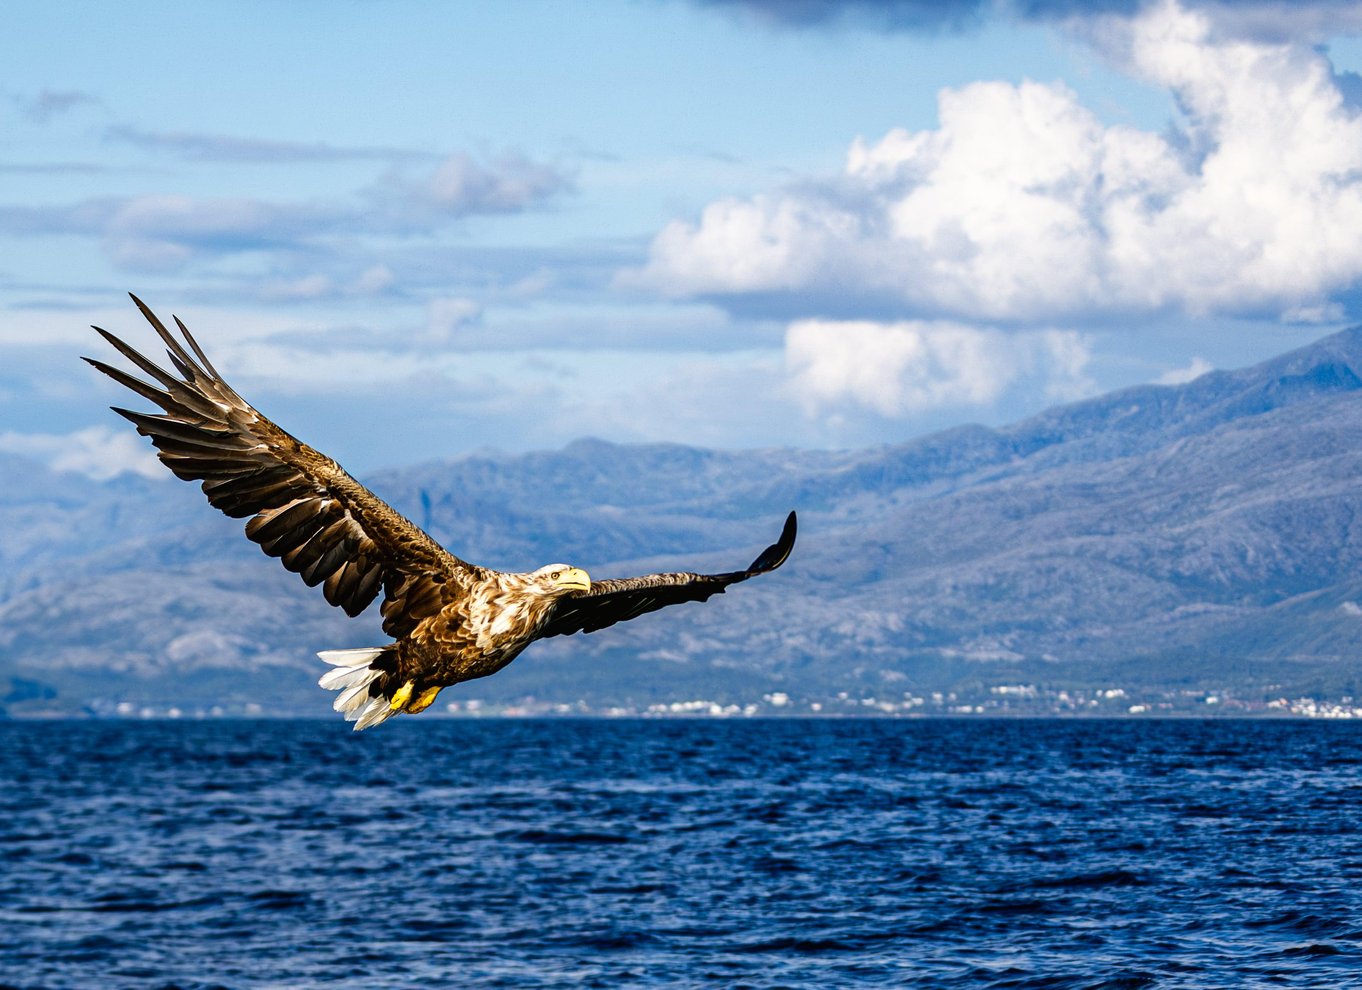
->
xmin=389 ymin=679 xmax=415 ymax=711
xmin=406 ymin=685 xmax=443 ymax=714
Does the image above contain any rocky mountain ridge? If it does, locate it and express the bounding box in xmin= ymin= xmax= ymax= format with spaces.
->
xmin=5 ymin=327 xmax=1362 ymax=716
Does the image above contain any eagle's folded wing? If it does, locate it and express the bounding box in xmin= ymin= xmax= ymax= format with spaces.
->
xmin=538 ymin=511 xmax=796 ymax=638
xmin=84 ymin=295 xmax=481 ymax=639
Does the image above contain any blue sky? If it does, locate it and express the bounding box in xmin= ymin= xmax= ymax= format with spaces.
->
xmin=4 ymin=0 xmax=1362 ymax=477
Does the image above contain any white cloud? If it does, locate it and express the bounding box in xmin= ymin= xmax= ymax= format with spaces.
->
xmin=364 ymin=152 xmax=573 ymax=227
xmin=423 ymin=152 xmax=572 ymax=214
xmin=0 ymin=426 xmax=163 ymax=480
xmin=1156 ymin=355 xmax=1213 ymax=385
xmin=425 ymin=297 xmax=483 ymax=344
xmin=785 ymin=319 xmax=1092 ymax=417
xmin=635 ymin=1 xmax=1362 ymax=325
xmin=1280 ymin=300 xmax=1346 ymax=324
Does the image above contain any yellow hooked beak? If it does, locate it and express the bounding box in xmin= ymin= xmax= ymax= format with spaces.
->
xmin=557 ymin=567 xmax=591 ymax=592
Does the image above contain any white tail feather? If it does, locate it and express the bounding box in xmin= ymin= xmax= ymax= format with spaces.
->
xmin=318 ymin=647 xmax=386 ymax=668
xmin=333 ymin=680 xmax=375 ymax=712
xmin=317 ymin=647 xmax=397 ymax=731
xmin=354 ymin=696 xmax=398 ymax=731
xmin=318 ymin=664 xmax=378 ymax=692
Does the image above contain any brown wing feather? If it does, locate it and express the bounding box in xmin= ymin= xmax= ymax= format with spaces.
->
xmin=86 ymin=294 xmax=484 ymax=636
xmin=538 ymin=511 xmax=796 ymax=639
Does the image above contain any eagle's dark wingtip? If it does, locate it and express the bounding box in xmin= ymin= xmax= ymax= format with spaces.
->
xmin=747 ymin=510 xmax=797 ymax=575
xmin=127 ymin=292 xmax=154 ymax=326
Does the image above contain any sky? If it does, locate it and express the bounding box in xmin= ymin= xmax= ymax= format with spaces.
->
xmin=4 ymin=0 xmax=1362 ymax=478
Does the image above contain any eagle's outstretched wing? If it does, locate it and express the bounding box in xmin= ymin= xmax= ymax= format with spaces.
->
xmin=84 ymin=295 xmax=481 ymax=639
xmin=537 ymin=511 xmax=796 ymax=639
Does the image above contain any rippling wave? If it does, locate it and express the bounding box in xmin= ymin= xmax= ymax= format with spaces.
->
xmin=2 ymin=718 xmax=1361 ymax=987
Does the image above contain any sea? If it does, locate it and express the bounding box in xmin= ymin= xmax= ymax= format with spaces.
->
xmin=2 ymin=718 xmax=1361 ymax=989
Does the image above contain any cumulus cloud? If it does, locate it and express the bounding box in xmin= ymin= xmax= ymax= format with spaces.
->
xmin=785 ymin=320 xmax=1092 ymax=417
xmin=0 ymin=426 xmax=163 ymax=480
xmin=636 ymin=1 xmax=1362 ymax=325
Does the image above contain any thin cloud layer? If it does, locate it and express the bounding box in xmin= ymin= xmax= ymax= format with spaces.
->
xmin=694 ymin=0 xmax=994 ymax=32
xmin=105 ymin=125 xmax=431 ymax=164
xmin=696 ymin=0 xmax=1362 ymax=41
xmin=0 ymin=151 xmax=573 ymax=274
xmin=0 ymin=426 xmax=162 ymax=480
xmin=15 ymin=88 xmax=103 ymax=123
xmin=637 ymin=2 xmax=1362 ymax=325
xmin=422 ymin=152 xmax=573 ymax=215
xmin=1105 ymin=1 xmax=1362 ymax=43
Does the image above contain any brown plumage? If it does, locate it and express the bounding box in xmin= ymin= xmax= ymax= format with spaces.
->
xmin=85 ymin=296 xmax=797 ymax=729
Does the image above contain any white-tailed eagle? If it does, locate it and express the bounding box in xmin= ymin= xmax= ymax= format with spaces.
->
xmin=86 ymin=296 xmax=797 ymax=729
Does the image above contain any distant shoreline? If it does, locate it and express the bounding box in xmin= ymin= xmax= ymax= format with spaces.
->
xmin=3 ymin=710 xmax=1358 ymax=723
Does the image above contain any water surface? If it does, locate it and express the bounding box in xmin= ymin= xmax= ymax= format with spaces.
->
xmin=2 ymin=718 xmax=1361 ymax=988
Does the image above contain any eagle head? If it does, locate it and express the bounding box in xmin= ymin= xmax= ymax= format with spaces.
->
xmin=529 ymin=563 xmax=591 ymax=595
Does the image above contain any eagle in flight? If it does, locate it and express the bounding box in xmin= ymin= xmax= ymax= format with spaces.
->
xmin=86 ymin=296 xmax=796 ymax=730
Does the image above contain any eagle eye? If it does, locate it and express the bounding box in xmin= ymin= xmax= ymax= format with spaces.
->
xmin=551 ymin=570 xmax=561 ymax=580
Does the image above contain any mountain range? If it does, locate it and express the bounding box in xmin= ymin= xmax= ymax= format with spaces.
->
xmin=5 ymin=326 xmax=1362 ymax=717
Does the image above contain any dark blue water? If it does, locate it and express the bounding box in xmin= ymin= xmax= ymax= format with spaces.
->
xmin=2 ymin=719 xmax=1362 ymax=988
